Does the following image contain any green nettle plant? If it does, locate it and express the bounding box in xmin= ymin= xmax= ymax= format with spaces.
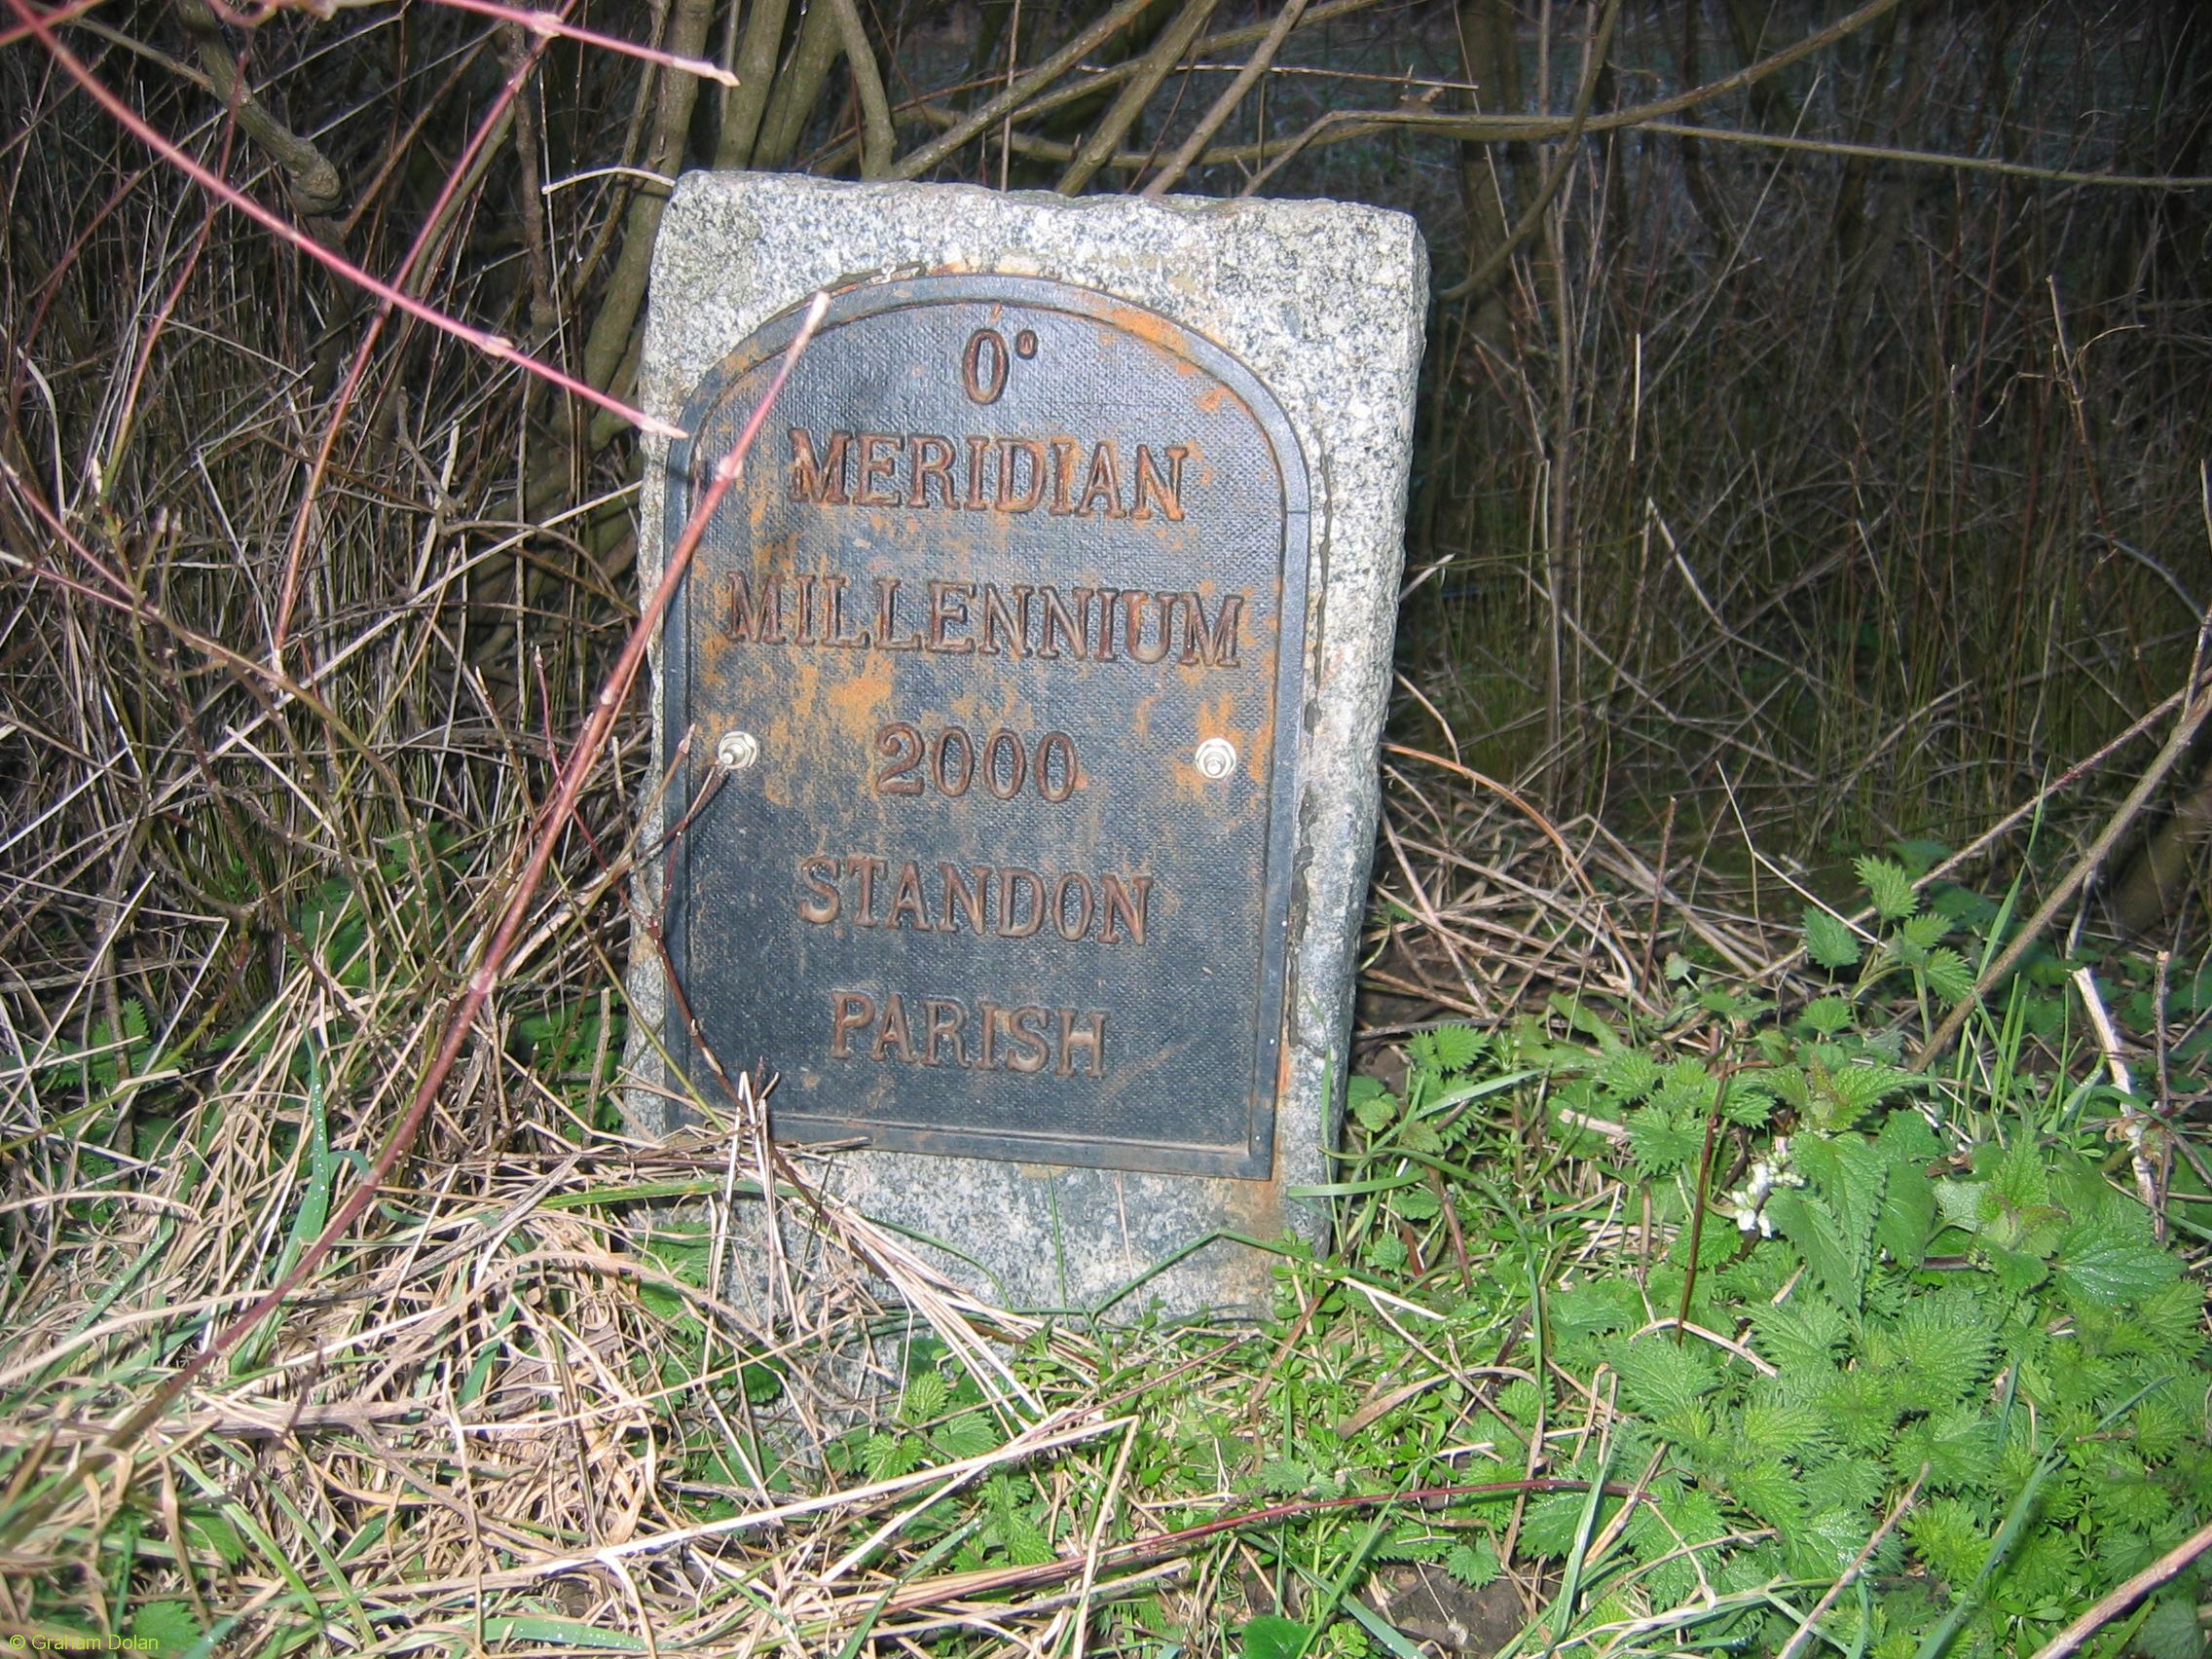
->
xmin=1340 ymin=855 xmax=2209 ymax=1658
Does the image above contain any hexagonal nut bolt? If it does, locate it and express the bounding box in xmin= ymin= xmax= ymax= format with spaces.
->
xmin=1193 ymin=737 xmax=1238 ymax=780
xmin=716 ymin=729 xmax=760 ymax=772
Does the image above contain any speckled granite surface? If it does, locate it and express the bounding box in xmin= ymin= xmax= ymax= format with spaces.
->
xmin=624 ymin=173 xmax=1425 ymax=1316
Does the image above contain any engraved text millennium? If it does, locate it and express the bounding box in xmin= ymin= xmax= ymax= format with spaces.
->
xmin=716 ymin=572 xmax=1244 ymax=666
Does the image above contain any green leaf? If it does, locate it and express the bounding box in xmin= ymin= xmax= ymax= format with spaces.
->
xmin=1445 ymin=1539 xmax=1500 ymax=1589
xmin=1875 ymin=1162 xmax=1935 ymax=1268
xmin=1767 ymin=1064 xmax=1812 ymax=1113
xmin=1655 ymin=1057 xmax=1719 ymax=1113
xmin=1892 ymin=837 xmax=1949 ymax=875
xmin=1352 ymin=1081 xmax=1399 ymax=1131
xmin=1788 ymin=1506 xmax=1876 ymax=1578
xmin=1597 ymin=1049 xmax=1664 ymax=1101
xmin=1397 ymin=1119 xmax=1443 ymax=1155
xmin=1518 ymin=1489 xmax=1597 ymax=1558
xmin=1928 ymin=880 xmax=1997 ymax=928
xmin=1893 ymin=1404 xmax=1998 ymax=1493
xmin=1623 ymin=1506 xmax=1707 ymax=1607
xmin=1728 ymin=1459 xmax=1804 ymax=1530
xmin=1751 ymin=1295 xmax=1849 ymax=1374
xmin=2129 ymin=1281 xmax=2210 ymax=1360
xmin=1552 ymin=994 xmax=1625 ymax=1050
xmin=1239 ymin=1615 xmax=1312 ymax=1659
xmin=182 ymin=1510 xmax=247 ymax=1567
xmin=89 ymin=1015 xmax=121 ymax=1091
xmin=1818 ymin=1363 xmax=1902 ymax=1454
xmin=1807 ymin=1060 xmax=1918 ymax=1128
xmin=1811 ymin=1134 xmax=1888 ymax=1240
xmin=1721 ymin=1081 xmax=1774 ymax=1127
xmin=2133 ymin=1597 xmax=2206 ymax=1659
xmin=998 ymin=1511 xmax=1053 ymax=1566
xmin=1801 ymin=1455 xmax=1884 ymax=1517
xmin=1932 ymin=1177 xmax=1984 ymax=1235
xmin=1627 ymin=1104 xmax=1704 ymax=1175
xmin=129 ymin=1601 xmax=203 ymax=1653
xmin=1738 ymin=1395 xmax=1831 ymax=1459
xmin=1922 ymin=946 xmax=1975 ymax=1002
xmin=1981 ymin=1242 xmax=2049 ymax=1295
xmin=1700 ymin=985 xmax=1773 ymax=1021
xmin=645 ymin=1235 xmax=713 ymax=1287
xmin=1609 ymin=1334 xmax=1721 ymax=1419
xmin=1986 ymin=1134 xmax=2051 ymax=1210
xmin=1377 ymin=1526 xmax=1451 ymax=1563
xmin=1768 ymin=1190 xmax=1862 ymax=1310
xmin=861 ymin=1432 xmax=920 ymax=1481
xmin=1805 ymin=905 xmax=1863 ymax=969
xmin=1896 ymin=911 xmax=1950 ymax=952
xmin=1258 ymin=1457 xmax=1311 ymax=1495
xmin=1494 ymin=1378 xmax=1546 ymax=1428
xmin=2050 ymin=1220 xmax=2181 ymax=1309
xmin=1547 ymin=1278 xmax=1644 ymax=1342
xmin=1876 ymin=1110 xmax=1940 ymax=1164
xmin=741 ymin=1361 xmax=785 ymax=1405
xmin=1857 ymin=855 xmax=1919 ymax=921
xmin=1395 ymin=1185 xmax=1441 ymax=1221
xmin=1784 ymin=1134 xmax=1887 ymax=1300
xmin=932 ymin=1412 xmax=1000 ymax=1459
xmin=1801 ymin=996 xmax=1857 ymax=1036
xmin=2046 ymin=1150 xmax=2117 ymax=1216
xmin=1425 ymin=1024 xmax=1486 ymax=1072
xmin=1892 ymin=1294 xmax=1997 ymax=1403
xmin=1902 ymin=1495 xmax=1990 ymax=1586
xmin=1672 ymin=1211 xmax=1740 ymax=1269
xmin=900 ymin=1370 xmax=949 ymax=1424
xmin=2129 ymin=1393 xmax=2194 ymax=1461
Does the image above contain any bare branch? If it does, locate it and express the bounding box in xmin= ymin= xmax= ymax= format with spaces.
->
xmin=892 ymin=0 xmax=1161 ymax=180
xmin=1058 ymin=0 xmax=1220 ymax=196
xmin=1142 ymin=0 xmax=1309 ymax=197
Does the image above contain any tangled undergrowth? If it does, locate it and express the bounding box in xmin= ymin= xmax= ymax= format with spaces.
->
xmin=5 ymin=0 xmax=2211 ymax=1653
xmin=4 ymin=824 xmax=2209 ymax=1655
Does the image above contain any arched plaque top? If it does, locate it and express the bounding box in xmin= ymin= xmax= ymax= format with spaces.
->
xmin=670 ymin=276 xmax=1310 ymax=535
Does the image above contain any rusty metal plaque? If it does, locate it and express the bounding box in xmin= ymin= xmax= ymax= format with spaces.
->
xmin=660 ymin=276 xmax=1309 ymax=1178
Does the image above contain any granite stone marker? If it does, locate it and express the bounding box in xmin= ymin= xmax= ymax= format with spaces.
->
xmin=629 ymin=172 xmax=1425 ymax=1312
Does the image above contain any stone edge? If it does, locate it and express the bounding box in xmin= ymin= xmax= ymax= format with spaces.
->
xmin=622 ymin=172 xmax=1427 ymax=1316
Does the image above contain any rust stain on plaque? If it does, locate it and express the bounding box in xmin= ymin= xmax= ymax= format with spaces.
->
xmin=660 ymin=276 xmax=1310 ymax=1178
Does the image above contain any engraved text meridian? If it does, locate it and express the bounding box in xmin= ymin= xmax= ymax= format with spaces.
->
xmin=790 ymin=428 xmax=1187 ymax=520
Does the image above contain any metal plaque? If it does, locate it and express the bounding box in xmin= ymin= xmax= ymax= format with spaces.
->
xmin=662 ymin=276 xmax=1309 ymax=1177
